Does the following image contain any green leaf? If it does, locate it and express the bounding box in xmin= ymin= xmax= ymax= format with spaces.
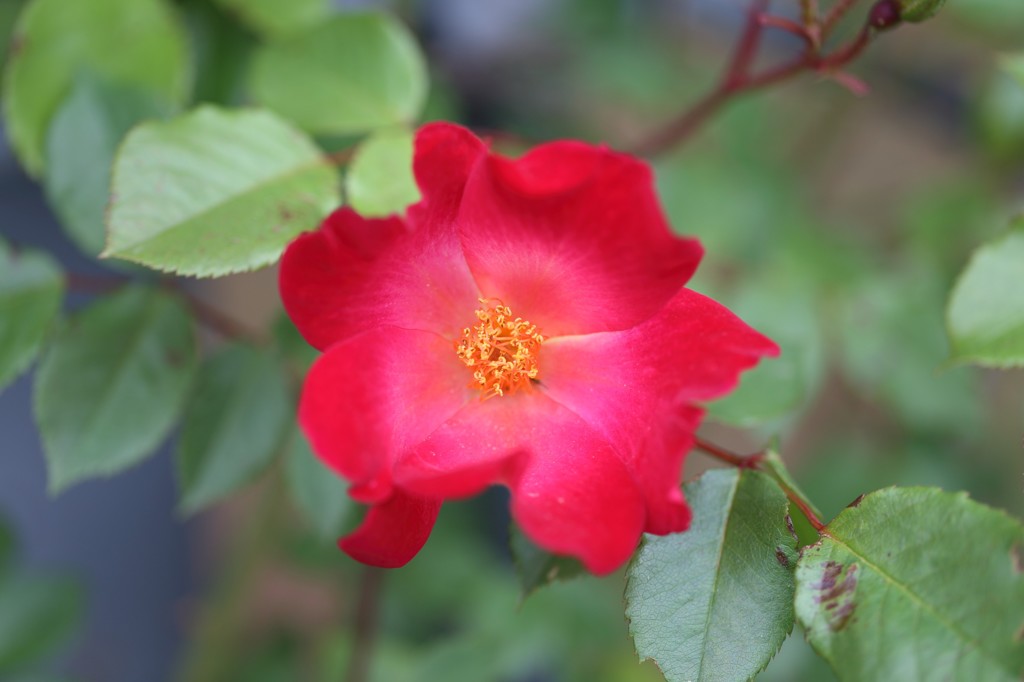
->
xmin=103 ymin=106 xmax=341 ymax=277
xmin=249 ymin=13 xmax=428 ymax=135
xmin=760 ymin=450 xmax=823 ymax=548
xmin=977 ymin=62 xmax=1024 ymax=163
xmin=0 ymin=574 xmax=82 ymax=673
xmin=947 ymin=218 xmax=1024 ymax=367
xmin=345 ymin=127 xmax=420 ymax=217
xmin=795 ymin=487 xmax=1024 ymax=681
xmin=176 ymin=344 xmax=291 ymax=514
xmin=509 ymin=525 xmax=586 ymax=598
xmin=212 ymin=0 xmax=329 ymax=38
xmin=34 ymin=286 xmax=196 ymax=493
xmin=2 ymin=0 xmax=187 ymax=175
xmin=44 ymin=71 xmax=172 ymax=257
xmin=625 ymin=469 xmax=798 ymax=682
xmin=0 ymin=242 xmax=63 ymax=392
xmin=284 ymin=430 xmax=350 ymax=540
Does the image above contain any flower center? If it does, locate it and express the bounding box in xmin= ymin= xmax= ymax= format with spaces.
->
xmin=455 ymin=299 xmax=544 ymax=399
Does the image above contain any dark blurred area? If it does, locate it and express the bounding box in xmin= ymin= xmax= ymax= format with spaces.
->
xmin=1 ymin=0 xmax=1022 ymax=680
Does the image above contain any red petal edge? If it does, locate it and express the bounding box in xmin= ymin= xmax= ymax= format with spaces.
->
xmin=338 ymin=491 xmax=442 ymax=568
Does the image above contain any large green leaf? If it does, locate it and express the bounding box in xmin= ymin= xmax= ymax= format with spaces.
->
xmin=795 ymin=487 xmax=1024 ymax=681
xmin=625 ymin=469 xmax=798 ymax=682
xmin=947 ymin=218 xmax=1024 ymax=367
xmin=284 ymin=430 xmax=350 ymax=540
xmin=345 ymin=127 xmax=420 ymax=217
xmin=509 ymin=525 xmax=585 ymax=598
xmin=249 ymin=13 xmax=427 ymax=135
xmin=0 ymin=574 xmax=82 ymax=673
xmin=34 ymin=287 xmax=196 ymax=493
xmin=212 ymin=0 xmax=329 ymax=38
xmin=103 ymin=106 xmax=341 ymax=277
xmin=2 ymin=0 xmax=186 ymax=175
xmin=176 ymin=344 xmax=291 ymax=514
xmin=0 ymin=242 xmax=62 ymax=392
xmin=44 ymin=72 xmax=171 ymax=257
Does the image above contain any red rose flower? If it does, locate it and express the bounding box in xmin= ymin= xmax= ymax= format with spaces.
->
xmin=279 ymin=123 xmax=778 ymax=574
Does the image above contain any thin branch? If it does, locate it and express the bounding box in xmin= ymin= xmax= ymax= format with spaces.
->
xmin=628 ymin=0 xmax=883 ymax=157
xmin=822 ymin=0 xmax=863 ymax=38
xmin=691 ymin=436 xmax=827 ymax=533
xmin=724 ymin=0 xmax=771 ymax=89
xmin=692 ymin=435 xmax=764 ymax=469
xmin=345 ymin=567 xmax=385 ymax=682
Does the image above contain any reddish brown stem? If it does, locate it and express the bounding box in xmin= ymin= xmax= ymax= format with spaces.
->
xmin=629 ymin=0 xmax=880 ymax=157
xmin=692 ymin=435 xmax=764 ymax=469
xmin=822 ymin=0 xmax=863 ymax=38
xmin=691 ymin=436 xmax=827 ymax=533
xmin=773 ymin=478 xmax=827 ymax=532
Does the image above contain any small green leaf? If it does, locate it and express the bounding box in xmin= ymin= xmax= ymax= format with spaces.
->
xmin=898 ymin=0 xmax=946 ymax=22
xmin=977 ymin=62 xmax=1024 ymax=163
xmin=509 ymin=525 xmax=585 ymax=598
xmin=2 ymin=0 xmax=187 ymax=175
xmin=0 ymin=242 xmax=63 ymax=392
xmin=947 ymin=218 xmax=1024 ymax=367
xmin=44 ymin=72 xmax=172 ymax=257
xmin=284 ymin=430 xmax=351 ymax=540
xmin=0 ymin=574 xmax=82 ymax=673
xmin=345 ymin=127 xmax=420 ymax=217
xmin=34 ymin=286 xmax=196 ymax=493
xmin=212 ymin=0 xmax=329 ymax=38
xmin=795 ymin=487 xmax=1024 ymax=681
xmin=249 ymin=13 xmax=428 ymax=135
xmin=176 ymin=344 xmax=291 ymax=514
xmin=103 ymin=106 xmax=341 ymax=277
xmin=625 ymin=469 xmax=798 ymax=682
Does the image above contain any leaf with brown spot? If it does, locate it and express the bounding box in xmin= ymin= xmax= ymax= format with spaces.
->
xmin=796 ymin=487 xmax=1024 ymax=681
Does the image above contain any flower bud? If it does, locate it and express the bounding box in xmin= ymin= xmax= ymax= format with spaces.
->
xmin=897 ymin=0 xmax=946 ymax=23
xmin=869 ymin=0 xmax=902 ymax=30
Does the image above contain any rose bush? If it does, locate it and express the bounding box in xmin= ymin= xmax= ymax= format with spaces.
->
xmin=279 ymin=123 xmax=778 ymax=574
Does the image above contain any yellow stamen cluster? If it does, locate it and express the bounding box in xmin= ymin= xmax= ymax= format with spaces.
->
xmin=455 ymin=299 xmax=544 ymax=399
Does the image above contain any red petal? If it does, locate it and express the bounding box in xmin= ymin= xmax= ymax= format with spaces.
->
xmin=298 ymin=326 xmax=472 ymax=501
xmin=338 ymin=490 xmax=441 ymax=568
xmin=279 ymin=207 xmax=480 ymax=350
xmin=396 ymin=391 xmax=646 ymax=574
xmin=394 ymin=397 xmax=527 ymax=499
xmin=506 ymin=395 xmax=647 ymax=575
xmin=408 ymin=122 xmax=487 ymax=227
xmin=456 ymin=141 xmax=703 ymax=337
xmin=540 ymin=288 xmax=779 ymax=533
